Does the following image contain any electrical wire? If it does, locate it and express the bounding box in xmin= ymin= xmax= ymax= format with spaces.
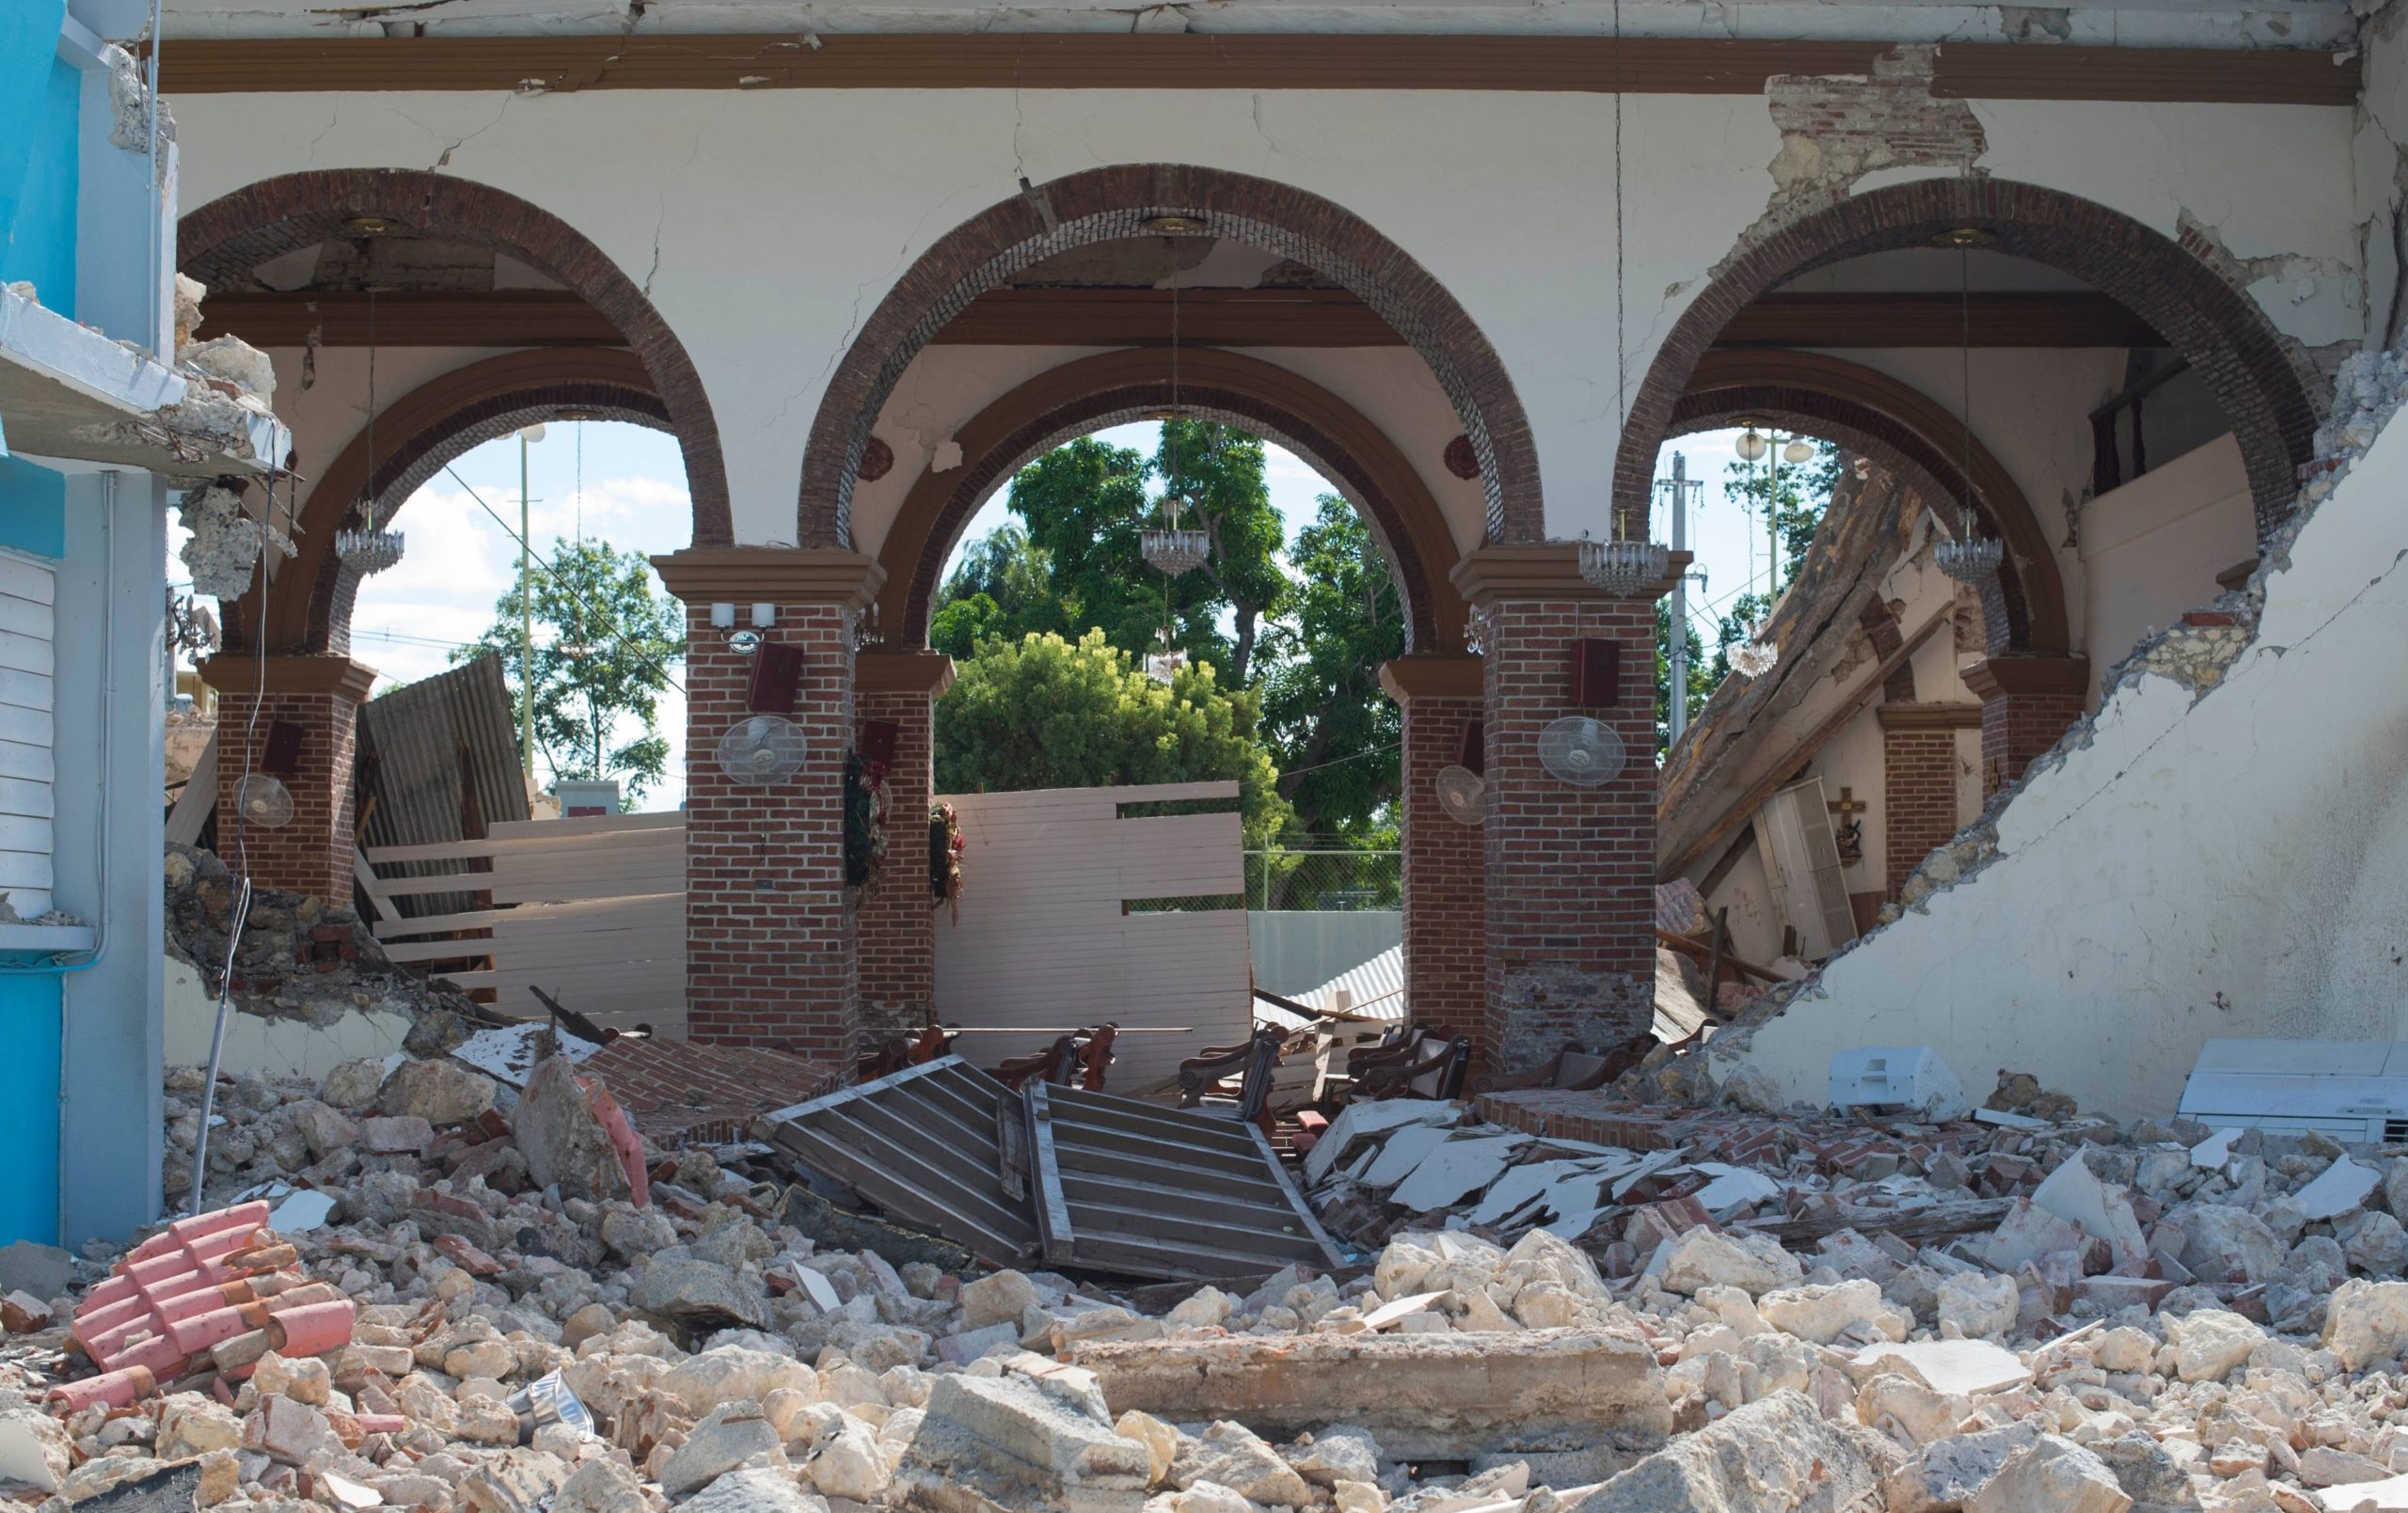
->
xmin=439 ymin=463 xmax=687 ymax=697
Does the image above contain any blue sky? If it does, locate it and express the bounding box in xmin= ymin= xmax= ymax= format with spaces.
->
xmin=173 ymin=418 xmax=1798 ymax=812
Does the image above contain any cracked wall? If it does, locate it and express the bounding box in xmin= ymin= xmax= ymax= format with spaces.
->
xmin=1710 ymin=346 xmax=2408 ymax=1119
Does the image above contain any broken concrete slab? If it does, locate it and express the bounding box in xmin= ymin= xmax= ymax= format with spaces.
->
xmin=1563 ymin=1389 xmax=1895 ymax=1512
xmin=895 ymin=1370 xmax=1149 ymax=1513
xmin=1853 ymin=1339 xmax=2032 ymax=1396
xmin=1071 ymin=1328 xmax=1671 ymax=1458
xmin=2298 ymin=1154 xmax=2384 ymax=1221
xmin=1388 ymin=1135 xmax=1530 ymax=1212
xmin=1303 ymin=1100 xmax=1461 ymax=1187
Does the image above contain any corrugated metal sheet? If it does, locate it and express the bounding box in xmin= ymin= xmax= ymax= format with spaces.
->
xmin=357 ymin=655 xmax=528 ymax=917
xmin=1295 ymin=944 xmax=1405 ymax=1022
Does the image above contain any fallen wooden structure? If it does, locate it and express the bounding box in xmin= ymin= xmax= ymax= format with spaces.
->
xmin=754 ymin=1055 xmax=1343 ymax=1283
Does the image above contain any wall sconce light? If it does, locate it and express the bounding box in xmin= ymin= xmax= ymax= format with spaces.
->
xmin=752 ymin=603 xmax=775 ymax=629
xmin=709 ymin=603 xmax=737 ymax=630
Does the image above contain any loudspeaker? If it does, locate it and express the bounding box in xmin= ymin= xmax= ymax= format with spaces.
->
xmin=1457 ymin=719 xmax=1484 ymax=776
xmin=747 ymin=642 xmax=803 ymax=713
xmin=1570 ymin=638 xmax=1621 ymax=707
xmin=858 ymin=718 xmax=899 ymax=766
xmin=262 ymin=719 xmax=304 ymax=776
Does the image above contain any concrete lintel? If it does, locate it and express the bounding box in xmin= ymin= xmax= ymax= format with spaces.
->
xmin=653 ymin=546 xmax=884 ymax=608
xmin=198 ymin=654 xmax=377 ymax=702
xmin=1450 ymin=544 xmax=1692 ymax=606
xmin=1378 ymin=653 xmax=1482 ymax=703
xmin=855 ymin=649 xmax=956 ymax=697
xmin=1960 ymin=654 xmax=2091 ymax=701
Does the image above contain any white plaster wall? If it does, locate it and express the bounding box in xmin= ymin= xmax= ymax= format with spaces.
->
xmin=1721 ymin=403 xmax=2408 ymax=1120
xmin=168 ymin=85 xmax=2354 ymax=546
xmin=2356 ymin=9 xmax=2408 ymax=354
xmin=2079 ymin=433 xmax=2257 ymax=707
xmin=848 ymin=342 xmax=1488 ymax=560
xmin=163 ymin=953 xmax=412 ymax=1079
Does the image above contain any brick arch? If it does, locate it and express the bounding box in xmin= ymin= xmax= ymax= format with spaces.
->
xmin=1616 ymin=177 xmax=2319 ymax=542
xmin=803 ymin=165 xmax=1540 ymax=550
xmin=873 ymin=349 xmax=1468 ymax=654
xmin=177 ymin=169 xmax=730 ymax=545
xmin=1669 ymin=349 xmax=2069 ymax=657
xmin=231 ymin=350 xmax=672 ymax=656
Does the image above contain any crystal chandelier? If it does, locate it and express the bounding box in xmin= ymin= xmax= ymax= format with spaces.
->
xmin=1729 ymin=634 xmax=1780 ymax=678
xmin=1140 ymin=277 xmax=1211 ymax=577
xmin=1579 ymin=534 xmax=1669 ymax=597
xmin=336 ymin=288 xmax=404 ymax=577
xmin=1935 ymin=533 xmax=2004 ymax=583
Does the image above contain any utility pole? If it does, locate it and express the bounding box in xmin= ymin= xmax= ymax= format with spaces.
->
xmin=1667 ymin=451 xmax=1690 ymax=745
xmin=517 ymin=425 xmax=541 ymax=780
xmin=1766 ymin=435 xmax=1782 ymax=600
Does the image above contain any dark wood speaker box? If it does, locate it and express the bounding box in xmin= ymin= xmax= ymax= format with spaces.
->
xmin=1456 ymin=719 xmax=1484 ymax=776
xmin=858 ymin=718 xmax=899 ymax=765
xmin=747 ymin=642 xmax=804 ymax=713
xmin=262 ymin=719 xmax=304 ymax=776
xmin=1570 ymin=638 xmax=1621 ymax=707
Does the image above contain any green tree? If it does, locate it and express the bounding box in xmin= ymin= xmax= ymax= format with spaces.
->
xmin=1255 ymin=496 xmax=1404 ymax=837
xmin=929 ymin=523 xmax=1064 ymax=657
xmin=455 ymin=539 xmax=684 ymax=800
xmin=934 ymin=629 xmax=1291 ymax=846
xmin=1724 ymin=437 xmax=1841 ymax=591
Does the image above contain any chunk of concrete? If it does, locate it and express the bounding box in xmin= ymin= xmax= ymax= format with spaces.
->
xmin=515 ymin=1056 xmax=634 ymax=1203
xmin=660 ymin=1403 xmax=784 ymax=1500
xmin=897 ymin=1371 xmax=1149 ymax=1513
xmin=1073 ymin=1328 xmax=1671 ymax=1458
xmin=1965 ymin=1435 xmax=2131 ymax=1513
xmin=1935 ymin=1272 xmax=2019 ymax=1340
xmin=681 ymin=1468 xmax=829 ymax=1513
xmin=1852 ymin=1340 xmax=2031 ymax=1397
xmin=0 ymin=1390 xmax=73 ymax=1490
xmin=1565 ymin=1389 xmax=1895 ymax=1512
xmin=635 ymin=1258 xmax=769 ymax=1332
xmin=1882 ymin=1422 xmax=2040 ymax=1513
xmin=2164 ymin=1308 xmax=2265 ymax=1383
xmin=378 ymin=1057 xmax=499 ymax=1126
xmin=1659 ymin=1229 xmax=1803 ymax=1298
xmin=2325 ymin=1279 xmax=2408 ymax=1370
xmin=1171 ymin=1422 xmax=1310 ymax=1508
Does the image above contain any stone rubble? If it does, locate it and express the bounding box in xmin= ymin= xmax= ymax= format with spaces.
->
xmin=15 ymin=1051 xmax=2408 ymax=1513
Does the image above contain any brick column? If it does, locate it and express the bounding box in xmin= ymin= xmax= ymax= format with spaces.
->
xmin=654 ymin=549 xmax=884 ymax=1062
xmin=1877 ymin=702 xmax=1982 ymax=899
xmin=1452 ymin=545 xmax=1675 ymax=1073
xmin=198 ymin=655 xmax=375 ymax=903
xmin=854 ymin=650 xmax=955 ymax=1041
xmin=1380 ymin=654 xmax=1485 ymax=1043
xmin=1962 ymin=655 xmax=2091 ymax=796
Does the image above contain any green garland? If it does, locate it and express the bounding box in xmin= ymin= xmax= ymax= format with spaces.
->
xmin=843 ymin=750 xmax=889 ymax=890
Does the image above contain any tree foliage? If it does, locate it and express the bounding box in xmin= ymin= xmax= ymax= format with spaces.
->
xmin=934 ymin=629 xmax=1291 ymax=846
xmin=1255 ymin=497 xmax=1403 ymax=837
xmin=455 ymin=538 xmax=684 ymax=800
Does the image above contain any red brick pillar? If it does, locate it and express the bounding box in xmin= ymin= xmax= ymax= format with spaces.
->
xmin=654 ymin=549 xmax=883 ymax=1062
xmin=1962 ymin=655 xmax=2091 ymax=796
xmin=1452 ymin=546 xmax=1668 ymax=1073
xmin=1877 ymin=702 xmax=1982 ymax=899
xmin=1380 ymin=654 xmax=1485 ymax=1044
xmin=854 ymin=650 xmax=954 ymax=1040
xmin=198 ymin=655 xmax=375 ymax=903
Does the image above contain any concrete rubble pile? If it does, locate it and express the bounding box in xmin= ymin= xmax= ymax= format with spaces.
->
xmin=14 ymin=1052 xmax=2408 ymax=1513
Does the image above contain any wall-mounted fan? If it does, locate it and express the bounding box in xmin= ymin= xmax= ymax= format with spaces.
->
xmin=1434 ymin=764 xmax=1486 ymax=826
xmin=716 ymin=715 xmax=806 ymax=786
xmin=1537 ymin=717 xmax=1626 ymax=788
xmin=234 ymin=774 xmax=294 ymax=828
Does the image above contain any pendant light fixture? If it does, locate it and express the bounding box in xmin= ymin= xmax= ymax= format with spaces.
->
xmin=1933 ymin=227 xmax=2004 ymax=584
xmin=336 ymin=285 xmax=405 ymax=577
xmin=1140 ymin=276 xmax=1211 ymax=577
xmin=1580 ymin=0 xmax=1669 ymax=600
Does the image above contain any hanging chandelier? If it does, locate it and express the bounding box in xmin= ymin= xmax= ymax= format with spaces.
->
xmin=1729 ymin=634 xmax=1780 ymax=679
xmin=1935 ymin=534 xmax=2004 ymax=582
xmin=336 ymin=286 xmax=405 ymax=577
xmin=1932 ymin=225 xmax=1998 ymax=586
xmin=1140 ymin=278 xmax=1211 ymax=577
xmin=1583 ymin=0 xmax=1669 ymax=602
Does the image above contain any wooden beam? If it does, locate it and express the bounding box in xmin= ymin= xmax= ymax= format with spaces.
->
xmin=153 ymin=35 xmax=2353 ymax=106
xmin=1660 ymin=604 xmax=1955 ymax=881
xmin=197 ymin=286 xmax=2167 ymax=353
xmin=193 ymin=291 xmax=622 ymax=349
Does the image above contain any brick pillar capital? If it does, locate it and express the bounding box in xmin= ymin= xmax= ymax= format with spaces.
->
xmin=1450 ymin=544 xmax=1692 ymax=606
xmin=651 ymin=546 xmax=885 ymax=608
xmin=856 ymin=650 xmax=956 ymax=698
xmin=1379 ymin=654 xmax=1481 ymax=704
xmin=198 ymin=654 xmax=377 ymax=703
xmin=1959 ymin=654 xmax=2090 ymax=701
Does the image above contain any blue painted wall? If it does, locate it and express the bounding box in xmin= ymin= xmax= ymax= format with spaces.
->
xmin=0 ymin=975 xmax=61 ymax=1244
xmin=0 ymin=0 xmax=79 ymax=307
xmin=0 ymin=461 xmax=68 ymax=559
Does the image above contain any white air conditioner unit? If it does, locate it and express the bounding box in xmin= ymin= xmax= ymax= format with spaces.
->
xmin=2177 ymin=1039 xmax=2408 ymax=1143
xmin=1828 ymin=1046 xmax=1970 ymax=1121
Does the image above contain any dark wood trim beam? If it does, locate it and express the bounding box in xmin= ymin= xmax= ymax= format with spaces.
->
xmin=1719 ymin=292 xmax=2164 ymax=349
xmin=194 ymin=290 xmax=624 ymax=348
xmin=154 ymin=35 xmax=2353 ymax=105
xmin=198 ymin=286 xmax=2171 ymax=353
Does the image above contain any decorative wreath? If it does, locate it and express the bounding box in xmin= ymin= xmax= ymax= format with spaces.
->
xmin=929 ymin=801 xmax=965 ymax=922
xmin=843 ymin=749 xmax=890 ymax=890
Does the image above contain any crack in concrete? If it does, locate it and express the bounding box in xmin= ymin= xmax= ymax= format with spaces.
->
xmin=642 ymin=128 xmax=706 ymax=300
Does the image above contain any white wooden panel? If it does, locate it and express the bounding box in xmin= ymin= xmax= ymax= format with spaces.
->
xmin=0 ymin=848 xmax=54 ymax=891
xmin=0 ymin=814 xmax=55 ymax=854
xmin=0 ymin=737 xmax=55 ymax=784
xmin=0 ymin=595 xmax=51 ymax=639
xmin=0 ymin=555 xmax=55 ymax=605
xmin=0 ymin=630 xmax=53 ymax=678
xmin=0 ymin=775 xmax=54 ymax=820
xmin=1757 ymin=779 xmax=1859 ymax=962
xmin=0 ymin=563 xmax=52 ymax=910
xmin=0 ymin=668 xmax=51 ymax=714
xmin=0 ymin=704 xmax=53 ymax=747
xmin=379 ymin=937 xmax=495 ymax=964
xmin=935 ymin=782 xmax=1250 ymax=1085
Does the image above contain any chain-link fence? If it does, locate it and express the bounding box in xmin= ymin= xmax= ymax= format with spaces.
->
xmin=1244 ymin=850 xmax=1402 ymax=911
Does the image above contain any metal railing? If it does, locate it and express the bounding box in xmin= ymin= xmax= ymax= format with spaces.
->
xmin=1244 ymin=849 xmax=1402 ymax=911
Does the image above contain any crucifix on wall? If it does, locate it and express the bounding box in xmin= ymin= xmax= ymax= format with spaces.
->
xmin=1828 ymin=786 xmax=1868 ymax=866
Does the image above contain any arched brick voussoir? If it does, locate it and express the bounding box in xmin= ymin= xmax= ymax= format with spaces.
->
xmin=178 ymin=169 xmax=732 ymax=548
xmin=1616 ymin=177 xmax=2321 ymax=545
xmin=801 ymin=165 xmax=1543 ymax=551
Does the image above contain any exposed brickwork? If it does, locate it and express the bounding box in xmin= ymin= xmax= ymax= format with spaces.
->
xmin=679 ymin=601 xmax=861 ymax=1060
xmin=1963 ymin=655 xmax=2091 ymax=796
xmin=579 ymin=1036 xmax=838 ymax=1144
xmin=206 ymin=683 xmax=365 ymax=905
xmin=854 ymin=687 xmax=935 ymax=1039
xmin=798 ymin=165 xmax=1543 ymax=549
xmin=1881 ymin=724 xmax=1959 ymax=900
xmin=176 ymin=170 xmax=733 ymax=547
xmin=1478 ymin=595 xmax=1656 ymax=1073
xmin=1763 ymin=48 xmax=1984 ymax=219
xmin=1618 ymin=177 xmax=2320 ymax=545
xmin=1397 ymin=693 xmax=1484 ymax=1044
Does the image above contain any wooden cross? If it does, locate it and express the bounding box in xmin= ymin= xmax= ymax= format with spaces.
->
xmin=1827 ymin=787 xmax=1868 ymax=822
xmin=1828 ymin=787 xmax=1868 ymax=865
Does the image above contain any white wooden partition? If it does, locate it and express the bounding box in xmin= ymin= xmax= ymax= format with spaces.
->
xmin=0 ymin=552 xmax=55 ymax=917
xmin=363 ymin=810 xmax=684 ymax=1034
xmin=933 ymin=780 xmax=1252 ymax=1087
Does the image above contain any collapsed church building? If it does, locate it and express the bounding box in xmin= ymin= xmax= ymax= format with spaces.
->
xmin=16 ymin=0 xmax=2408 ymax=1506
